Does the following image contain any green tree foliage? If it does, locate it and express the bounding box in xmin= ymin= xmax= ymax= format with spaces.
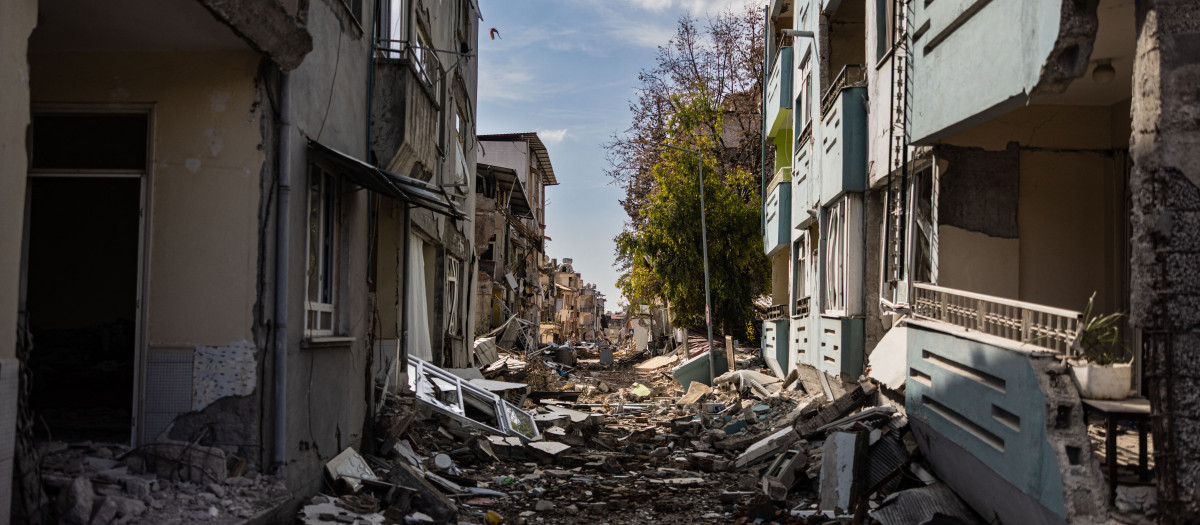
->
xmin=615 ymin=95 xmax=769 ymax=338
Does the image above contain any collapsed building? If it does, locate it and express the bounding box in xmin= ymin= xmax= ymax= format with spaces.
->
xmin=761 ymin=0 xmax=1198 ymax=521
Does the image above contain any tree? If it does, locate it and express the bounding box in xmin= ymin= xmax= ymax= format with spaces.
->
xmin=605 ymin=5 xmax=765 ymax=227
xmin=614 ymin=95 xmax=769 ymax=339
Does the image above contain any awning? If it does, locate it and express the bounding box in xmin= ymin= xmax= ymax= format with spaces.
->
xmin=308 ymin=140 xmax=466 ymax=219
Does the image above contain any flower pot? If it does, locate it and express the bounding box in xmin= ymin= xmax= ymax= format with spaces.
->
xmin=1069 ymin=361 xmax=1132 ymax=400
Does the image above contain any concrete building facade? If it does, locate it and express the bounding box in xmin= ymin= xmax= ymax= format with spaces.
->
xmin=1 ymin=0 xmax=480 ymax=518
xmin=757 ymin=0 xmax=1196 ymax=521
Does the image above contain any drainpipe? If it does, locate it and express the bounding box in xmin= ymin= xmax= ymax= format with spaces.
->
xmin=273 ymin=72 xmax=293 ymax=473
xmin=761 ymin=7 xmax=769 ymax=237
xmin=400 ymin=204 xmax=411 ymax=378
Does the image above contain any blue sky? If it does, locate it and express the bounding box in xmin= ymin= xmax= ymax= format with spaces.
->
xmin=476 ymin=0 xmax=750 ymax=311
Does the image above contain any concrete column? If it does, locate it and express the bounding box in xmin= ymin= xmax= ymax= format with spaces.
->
xmin=1129 ymin=0 xmax=1200 ymax=520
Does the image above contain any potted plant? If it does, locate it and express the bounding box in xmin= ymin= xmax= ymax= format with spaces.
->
xmin=1068 ymin=293 xmax=1132 ymax=400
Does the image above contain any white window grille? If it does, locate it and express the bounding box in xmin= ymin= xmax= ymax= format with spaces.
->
xmin=824 ymin=199 xmax=847 ymax=314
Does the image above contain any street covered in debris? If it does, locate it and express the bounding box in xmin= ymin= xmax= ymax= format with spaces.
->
xmin=3 ymin=0 xmax=1199 ymax=522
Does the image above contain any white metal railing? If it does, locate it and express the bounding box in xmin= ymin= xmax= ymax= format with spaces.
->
xmin=764 ymin=304 xmax=787 ymax=321
xmin=911 ymin=283 xmax=1082 ymax=354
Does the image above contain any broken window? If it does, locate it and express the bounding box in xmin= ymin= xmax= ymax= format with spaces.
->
xmin=824 ymin=196 xmax=856 ymax=314
xmin=446 ymin=257 xmax=461 ymax=335
xmin=408 ymin=356 xmax=539 ymax=440
xmin=306 ymin=165 xmax=340 ymax=337
xmin=881 ymin=166 xmax=935 ymax=307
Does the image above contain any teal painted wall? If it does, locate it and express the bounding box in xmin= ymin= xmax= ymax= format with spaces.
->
xmin=905 ymin=325 xmax=1066 ymax=518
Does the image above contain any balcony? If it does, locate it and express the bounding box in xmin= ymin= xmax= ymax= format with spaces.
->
xmin=911 ymin=283 xmax=1082 ymax=354
xmin=765 ymin=46 xmax=793 ymax=139
xmin=902 ymin=286 xmax=1095 ymax=524
xmin=817 ymin=69 xmax=867 ymax=204
xmin=763 ymin=173 xmax=791 ymax=256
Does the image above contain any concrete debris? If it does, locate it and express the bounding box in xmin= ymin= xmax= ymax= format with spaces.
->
xmin=325 ymin=447 xmax=378 ymax=493
xmin=35 ymin=440 xmax=288 ymax=524
xmin=819 ymin=428 xmax=869 ymax=514
xmin=282 ymin=331 xmax=969 ymax=524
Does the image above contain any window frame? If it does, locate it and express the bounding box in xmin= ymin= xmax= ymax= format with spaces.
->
xmin=823 ymin=200 xmax=847 ymax=315
xmin=446 ymin=257 xmax=462 ymax=335
xmin=305 ymin=164 xmax=342 ymax=338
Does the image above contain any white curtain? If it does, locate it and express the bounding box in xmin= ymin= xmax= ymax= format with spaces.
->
xmin=407 ymin=234 xmax=433 ymax=361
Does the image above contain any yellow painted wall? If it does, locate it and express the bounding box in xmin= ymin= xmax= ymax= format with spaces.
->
xmin=29 ymin=50 xmax=264 ymax=345
xmin=937 ymin=102 xmax=1128 ymax=314
xmin=771 ymin=249 xmax=790 ymax=306
xmin=1018 ymin=151 xmax=1125 ymax=314
xmin=938 ymin=225 xmax=1020 ymax=299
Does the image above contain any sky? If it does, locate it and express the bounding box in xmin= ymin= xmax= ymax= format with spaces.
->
xmin=475 ymin=0 xmax=753 ymax=312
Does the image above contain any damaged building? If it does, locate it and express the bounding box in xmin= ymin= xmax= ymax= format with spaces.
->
xmin=762 ymin=0 xmax=1199 ymax=522
xmin=472 ymin=132 xmax=557 ymax=344
xmin=0 ymin=0 xmax=483 ymax=519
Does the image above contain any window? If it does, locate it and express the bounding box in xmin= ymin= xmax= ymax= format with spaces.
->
xmin=446 ymin=257 xmax=461 ymax=335
xmin=306 ymin=165 xmax=340 ymax=337
xmin=875 ymin=0 xmax=896 ymax=62
xmin=378 ymin=0 xmax=407 ymax=58
xmin=414 ymin=27 xmax=437 ymax=86
xmin=453 ymin=109 xmax=468 ymax=187
xmin=824 ymin=200 xmax=847 ymax=313
xmin=796 ymin=52 xmax=813 ymax=148
xmin=881 ymin=167 xmax=936 ymax=305
xmin=794 ymin=234 xmax=809 ymax=302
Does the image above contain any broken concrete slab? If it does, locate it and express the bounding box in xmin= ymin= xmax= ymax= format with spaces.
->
xmin=819 ymin=429 xmax=868 ymax=515
xmin=762 ymin=448 xmax=807 ymax=501
xmin=635 ymin=354 xmax=680 ymax=370
xmin=796 ymin=382 xmax=876 ymax=438
xmin=867 ymin=326 xmax=908 ymax=390
xmin=677 ymin=381 xmax=711 ymax=405
xmin=733 ymin=427 xmax=800 ymax=470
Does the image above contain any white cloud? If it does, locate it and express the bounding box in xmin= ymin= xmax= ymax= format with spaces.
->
xmin=627 ymin=0 xmax=673 ymax=12
xmin=537 ymin=128 xmax=569 ymax=143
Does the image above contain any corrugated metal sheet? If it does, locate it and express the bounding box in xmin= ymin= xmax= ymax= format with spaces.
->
xmin=871 ymin=483 xmax=982 ymax=525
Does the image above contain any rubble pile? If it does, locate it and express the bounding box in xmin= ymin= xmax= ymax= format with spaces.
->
xmin=300 ymin=335 xmax=985 ymax=524
xmin=34 ymin=440 xmax=289 ymax=524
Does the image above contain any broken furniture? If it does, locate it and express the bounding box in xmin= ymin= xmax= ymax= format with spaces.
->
xmin=1081 ymin=397 xmax=1151 ymax=504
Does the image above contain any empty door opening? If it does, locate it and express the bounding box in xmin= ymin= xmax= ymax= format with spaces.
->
xmin=22 ymin=111 xmax=148 ymax=443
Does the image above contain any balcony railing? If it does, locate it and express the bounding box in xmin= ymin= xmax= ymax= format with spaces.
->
xmin=795 ymin=296 xmax=811 ymax=317
xmin=911 ymin=283 xmax=1082 ymax=354
xmin=765 ymin=304 xmax=787 ymax=321
xmin=821 ymin=64 xmax=866 ymax=116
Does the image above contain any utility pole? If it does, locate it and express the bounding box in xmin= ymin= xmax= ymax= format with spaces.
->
xmin=660 ymin=143 xmax=716 ymax=384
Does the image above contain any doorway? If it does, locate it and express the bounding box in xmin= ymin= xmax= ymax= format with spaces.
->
xmin=21 ymin=111 xmax=149 ymax=443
